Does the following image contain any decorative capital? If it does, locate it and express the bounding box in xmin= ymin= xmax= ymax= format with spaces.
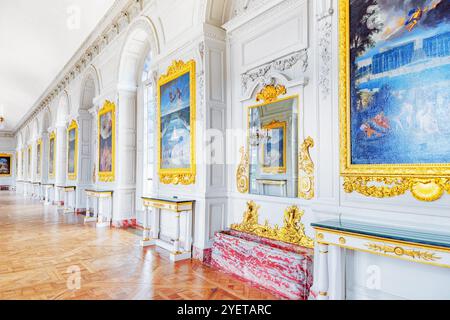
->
xmin=256 ymin=85 xmax=287 ymax=103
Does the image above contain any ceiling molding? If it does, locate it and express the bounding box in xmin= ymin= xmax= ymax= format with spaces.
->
xmin=14 ymin=0 xmax=144 ymax=136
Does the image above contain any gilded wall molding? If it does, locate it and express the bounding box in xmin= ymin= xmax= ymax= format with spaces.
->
xmin=343 ymin=177 xmax=450 ymax=202
xmin=298 ymin=137 xmax=315 ymax=200
xmin=365 ymin=243 xmax=441 ymax=262
xmin=231 ymin=201 xmax=314 ymax=249
xmin=236 ymin=147 xmax=249 ymax=194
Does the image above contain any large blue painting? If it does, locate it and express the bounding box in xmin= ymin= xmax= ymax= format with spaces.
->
xmin=350 ymin=0 xmax=450 ymax=165
xmin=160 ymin=72 xmax=191 ymax=169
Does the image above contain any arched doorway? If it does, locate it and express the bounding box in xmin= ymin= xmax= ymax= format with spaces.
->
xmin=114 ymin=17 xmax=159 ymax=226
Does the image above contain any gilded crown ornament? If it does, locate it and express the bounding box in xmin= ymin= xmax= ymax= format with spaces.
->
xmin=256 ymin=85 xmax=287 ymax=103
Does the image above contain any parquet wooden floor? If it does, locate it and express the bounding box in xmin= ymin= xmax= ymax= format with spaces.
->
xmin=0 ymin=192 xmax=279 ymax=300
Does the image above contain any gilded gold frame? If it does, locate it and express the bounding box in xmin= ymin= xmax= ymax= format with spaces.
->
xmin=98 ymin=101 xmax=115 ymax=183
xmin=67 ymin=120 xmax=78 ymax=181
xmin=49 ymin=131 xmax=56 ymax=178
xmin=21 ymin=150 xmax=25 ymax=177
xmin=261 ymin=120 xmax=287 ymax=174
xmin=0 ymin=153 xmax=12 ymax=177
xmin=36 ymin=139 xmax=42 ymax=177
xmin=27 ymin=145 xmax=32 ymax=177
xmin=157 ymin=60 xmax=196 ymax=185
xmin=339 ymin=0 xmax=450 ymax=201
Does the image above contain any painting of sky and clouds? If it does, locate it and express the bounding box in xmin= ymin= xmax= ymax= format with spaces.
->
xmin=350 ymin=0 xmax=450 ymax=165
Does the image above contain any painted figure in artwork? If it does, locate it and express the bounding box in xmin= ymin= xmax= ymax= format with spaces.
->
xmin=350 ymin=0 xmax=450 ymax=165
xmin=49 ymin=139 xmax=54 ymax=175
xmin=37 ymin=144 xmax=41 ymax=175
xmin=68 ymin=129 xmax=76 ymax=174
xmin=99 ymin=112 xmax=113 ymax=172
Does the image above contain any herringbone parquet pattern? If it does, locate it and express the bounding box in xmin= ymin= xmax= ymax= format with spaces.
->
xmin=0 ymin=192 xmax=279 ymax=300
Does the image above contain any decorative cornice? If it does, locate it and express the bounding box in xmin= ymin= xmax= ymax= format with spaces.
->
xmin=241 ymin=50 xmax=308 ymax=96
xmin=14 ymin=0 xmax=143 ymax=135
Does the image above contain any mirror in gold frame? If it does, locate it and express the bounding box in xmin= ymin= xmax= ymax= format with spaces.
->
xmin=247 ymin=95 xmax=299 ymax=198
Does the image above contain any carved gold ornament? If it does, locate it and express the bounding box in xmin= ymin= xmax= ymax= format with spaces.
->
xmin=365 ymin=243 xmax=441 ymax=262
xmin=298 ymin=137 xmax=315 ymax=200
xmin=256 ymin=85 xmax=287 ymax=103
xmin=231 ymin=201 xmax=314 ymax=249
xmin=159 ymin=173 xmax=195 ymax=186
xmin=338 ymin=0 xmax=450 ymax=202
xmin=157 ymin=60 xmax=196 ymax=185
xmin=236 ymin=147 xmax=249 ymax=193
xmin=343 ymin=177 xmax=450 ymax=202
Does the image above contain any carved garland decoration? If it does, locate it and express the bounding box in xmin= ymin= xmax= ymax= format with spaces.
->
xmin=236 ymin=147 xmax=249 ymax=194
xmin=365 ymin=243 xmax=441 ymax=262
xmin=298 ymin=137 xmax=315 ymax=200
xmin=343 ymin=177 xmax=450 ymax=202
xmin=231 ymin=201 xmax=314 ymax=249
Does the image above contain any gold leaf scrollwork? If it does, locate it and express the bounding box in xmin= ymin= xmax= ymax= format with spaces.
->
xmin=236 ymin=147 xmax=249 ymax=194
xmin=298 ymin=137 xmax=315 ymax=200
xmin=343 ymin=177 xmax=450 ymax=202
xmin=231 ymin=201 xmax=314 ymax=249
xmin=256 ymin=85 xmax=287 ymax=103
xmin=161 ymin=60 xmax=189 ymax=80
xmin=159 ymin=173 xmax=195 ymax=186
xmin=365 ymin=243 xmax=441 ymax=262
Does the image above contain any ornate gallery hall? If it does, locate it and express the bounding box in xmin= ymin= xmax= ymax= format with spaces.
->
xmin=0 ymin=0 xmax=449 ymax=301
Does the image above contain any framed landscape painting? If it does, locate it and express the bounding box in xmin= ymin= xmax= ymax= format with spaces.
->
xmin=67 ymin=120 xmax=78 ymax=180
xmin=28 ymin=146 xmax=31 ymax=177
xmin=49 ymin=132 xmax=56 ymax=178
xmin=37 ymin=140 xmax=42 ymax=176
xmin=98 ymin=101 xmax=115 ymax=182
xmin=339 ymin=0 xmax=450 ymax=201
xmin=157 ymin=60 xmax=196 ymax=185
xmin=0 ymin=154 xmax=12 ymax=177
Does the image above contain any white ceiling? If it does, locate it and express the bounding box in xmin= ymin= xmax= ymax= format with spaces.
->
xmin=0 ymin=0 xmax=116 ymax=132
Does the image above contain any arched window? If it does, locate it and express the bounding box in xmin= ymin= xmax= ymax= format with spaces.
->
xmin=141 ymin=51 xmax=155 ymax=192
